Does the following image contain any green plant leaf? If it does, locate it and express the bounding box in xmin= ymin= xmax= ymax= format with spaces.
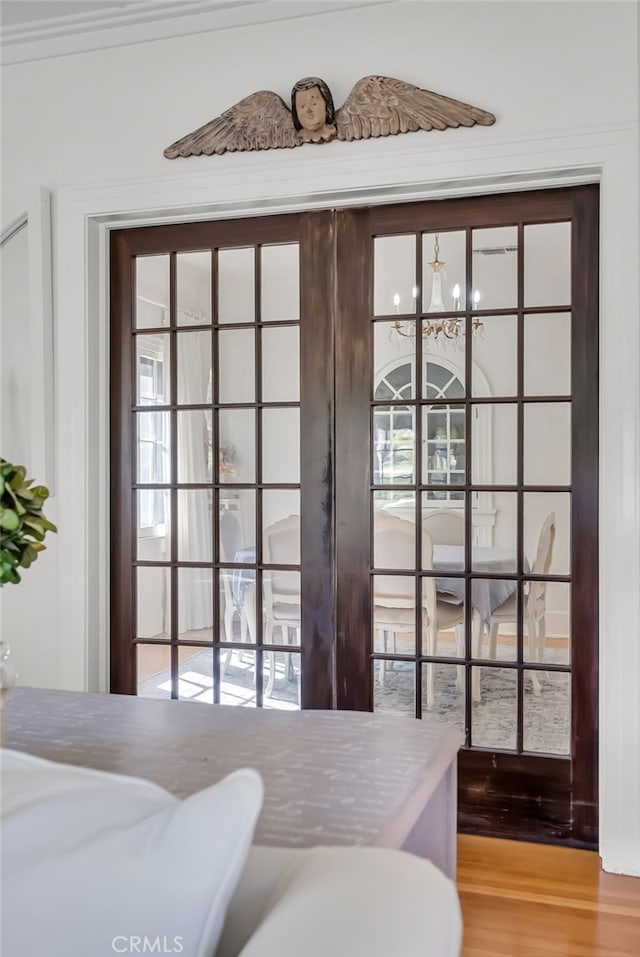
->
xmin=0 ymin=508 xmax=20 ymax=531
xmin=0 ymin=458 xmax=56 ymax=585
xmin=20 ymin=544 xmax=39 ymax=568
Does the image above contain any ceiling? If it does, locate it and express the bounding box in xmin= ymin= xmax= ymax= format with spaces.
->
xmin=1 ymin=2 xmax=135 ymax=29
xmin=0 ymin=0 xmax=387 ymax=63
xmin=0 ymin=1 xmax=263 ymax=35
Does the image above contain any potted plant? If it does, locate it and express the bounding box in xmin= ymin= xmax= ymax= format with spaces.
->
xmin=0 ymin=458 xmax=57 ymax=739
xmin=1 ymin=459 xmax=56 ymax=584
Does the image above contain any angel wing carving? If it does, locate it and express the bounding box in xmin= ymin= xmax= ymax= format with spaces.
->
xmin=163 ymin=90 xmax=301 ymax=158
xmin=163 ymin=75 xmax=495 ymax=159
xmin=335 ymin=75 xmax=495 ymax=141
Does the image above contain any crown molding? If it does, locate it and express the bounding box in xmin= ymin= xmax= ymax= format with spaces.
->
xmin=1 ymin=0 xmax=391 ymax=66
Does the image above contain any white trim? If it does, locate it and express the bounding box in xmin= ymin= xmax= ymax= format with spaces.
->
xmin=0 ymin=212 xmax=28 ymax=248
xmin=1 ymin=0 xmax=392 ymax=65
xmin=55 ymin=124 xmax=640 ymax=875
xmin=27 ymin=188 xmax=55 ymax=491
xmin=0 ymin=193 xmax=55 ymax=488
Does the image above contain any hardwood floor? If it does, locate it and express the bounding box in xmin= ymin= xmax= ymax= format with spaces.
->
xmin=457 ymin=835 xmax=640 ymax=956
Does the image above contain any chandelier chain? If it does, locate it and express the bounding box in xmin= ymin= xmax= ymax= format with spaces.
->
xmin=390 ymin=233 xmax=483 ymax=344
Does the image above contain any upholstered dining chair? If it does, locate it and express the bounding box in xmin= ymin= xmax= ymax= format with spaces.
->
xmin=219 ymin=507 xmax=253 ymax=677
xmin=422 ymin=508 xmax=466 ymax=665
xmin=484 ymin=511 xmax=556 ymax=696
xmin=262 ymin=514 xmax=301 ymax=698
xmin=373 ymin=512 xmax=464 ymax=709
xmin=220 ymin=506 xmax=242 ymax=643
xmin=422 ymin=508 xmax=465 ymax=547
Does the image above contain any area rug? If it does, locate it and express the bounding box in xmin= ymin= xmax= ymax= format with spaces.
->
xmin=374 ymin=655 xmax=569 ymax=754
xmin=138 ymin=646 xmax=569 ymax=754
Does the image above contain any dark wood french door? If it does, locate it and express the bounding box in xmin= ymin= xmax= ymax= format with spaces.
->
xmin=111 ymin=186 xmax=598 ymax=846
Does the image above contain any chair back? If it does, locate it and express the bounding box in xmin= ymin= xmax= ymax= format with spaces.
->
xmin=374 ymin=512 xmax=415 ymax=605
xmin=372 ymin=512 xmax=435 ymax=613
xmin=219 ymin=507 xmax=241 ymax=602
xmin=262 ymin=514 xmax=300 ymax=612
xmin=527 ymin=512 xmax=556 ymax=617
xmin=219 ymin=507 xmax=241 ymax=562
xmin=422 ymin=508 xmax=464 ymax=546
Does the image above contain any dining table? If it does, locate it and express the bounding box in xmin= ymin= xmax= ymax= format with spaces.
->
xmin=232 ymin=543 xmax=525 ymax=625
xmin=431 ymin=544 xmax=526 ymax=625
xmin=229 ymin=542 xmax=524 ymax=704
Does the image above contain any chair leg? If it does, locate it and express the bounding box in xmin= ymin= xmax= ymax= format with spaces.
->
xmin=285 ymin=627 xmax=297 ymax=682
xmin=244 ymin=587 xmax=256 ymax=644
xmin=488 ymin=621 xmax=499 ymax=659
xmin=222 ymin=609 xmax=234 ymax=679
xmin=537 ymin=618 xmax=547 ymax=662
xmin=526 ymin=614 xmax=542 ymax=696
xmin=455 ymin=625 xmax=465 ymax=692
xmin=425 ymin=660 xmax=436 ymax=710
xmin=378 ymin=630 xmax=392 ymax=687
xmin=471 ymin=611 xmax=482 ymax=703
xmin=424 ymin=617 xmax=436 ymax=710
xmin=239 ymin=586 xmax=256 ymax=667
xmin=455 ymin=624 xmax=464 ymax=658
xmin=223 ymin=599 xmax=235 ymax=669
xmin=224 ymin=594 xmax=234 ymax=644
xmin=538 ymin=617 xmax=551 ymax=683
xmin=385 ymin=630 xmax=396 ymax=673
xmin=264 ymin=619 xmax=276 ymax=698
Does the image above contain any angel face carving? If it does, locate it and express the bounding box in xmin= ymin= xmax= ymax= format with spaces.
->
xmin=295 ymin=88 xmax=325 ymax=130
xmin=163 ymin=75 xmax=495 ymax=159
xmin=290 ymin=76 xmax=337 ymax=144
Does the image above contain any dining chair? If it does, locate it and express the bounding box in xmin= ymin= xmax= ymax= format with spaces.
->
xmin=218 ymin=507 xmax=246 ymax=681
xmin=422 ymin=507 xmax=465 ymax=546
xmin=422 ymin=508 xmax=466 ymax=667
xmin=262 ymin=514 xmax=301 ymax=698
xmin=373 ymin=512 xmax=464 ymax=709
xmin=220 ymin=506 xmax=242 ymax=645
xmin=484 ymin=511 xmax=556 ymax=696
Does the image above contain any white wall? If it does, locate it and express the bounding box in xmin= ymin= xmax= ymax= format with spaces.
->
xmin=0 ymin=216 xmax=59 ymax=686
xmin=1 ymin=1 xmax=638 ymax=874
xmin=1 ymin=227 xmax=31 ymax=469
xmin=2 ymin=1 xmax=637 ymax=223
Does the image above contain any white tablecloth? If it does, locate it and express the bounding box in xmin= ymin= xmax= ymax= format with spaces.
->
xmin=232 ymin=544 xmax=524 ymax=624
xmin=434 ymin=544 xmax=524 ymax=623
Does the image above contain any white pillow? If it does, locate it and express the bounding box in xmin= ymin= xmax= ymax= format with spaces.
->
xmin=0 ymin=749 xmax=263 ymax=957
xmin=226 ymin=846 xmax=462 ymax=957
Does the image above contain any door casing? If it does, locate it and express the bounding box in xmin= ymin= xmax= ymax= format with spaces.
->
xmin=110 ymin=185 xmax=599 ymax=846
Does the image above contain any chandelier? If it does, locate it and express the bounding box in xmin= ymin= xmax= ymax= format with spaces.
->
xmin=392 ymin=234 xmax=483 ymax=342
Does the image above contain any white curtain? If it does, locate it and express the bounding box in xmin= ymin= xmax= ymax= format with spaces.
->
xmin=177 ymin=328 xmax=212 ymax=633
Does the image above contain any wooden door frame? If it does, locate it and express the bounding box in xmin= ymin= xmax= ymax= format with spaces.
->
xmin=110 ymin=212 xmax=336 ymax=707
xmin=111 ymin=186 xmax=598 ymax=846
xmin=334 ymin=186 xmax=599 ymax=846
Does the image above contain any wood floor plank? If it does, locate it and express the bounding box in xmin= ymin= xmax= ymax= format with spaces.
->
xmin=457 ymin=835 xmax=640 ymax=957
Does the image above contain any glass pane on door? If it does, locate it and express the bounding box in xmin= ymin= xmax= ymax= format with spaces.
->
xmin=177 ymin=251 xmax=211 ymax=325
xmin=129 ymin=236 xmax=302 ymax=708
xmin=368 ymin=208 xmax=576 ymax=762
xmin=422 ymin=231 xmax=466 ymax=312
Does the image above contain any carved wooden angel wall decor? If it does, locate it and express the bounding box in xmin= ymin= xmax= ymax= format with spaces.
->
xmin=163 ymin=75 xmax=495 ymax=159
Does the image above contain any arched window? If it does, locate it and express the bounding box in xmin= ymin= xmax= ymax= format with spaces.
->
xmin=373 ymin=361 xmax=414 ymax=491
xmin=374 ymin=354 xmax=495 ymax=541
xmin=423 ymin=360 xmax=465 ymax=503
xmin=374 ymin=357 xmax=466 ymax=505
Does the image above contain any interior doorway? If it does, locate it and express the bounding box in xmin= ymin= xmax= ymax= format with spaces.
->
xmin=110 ymin=186 xmax=598 ymax=845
